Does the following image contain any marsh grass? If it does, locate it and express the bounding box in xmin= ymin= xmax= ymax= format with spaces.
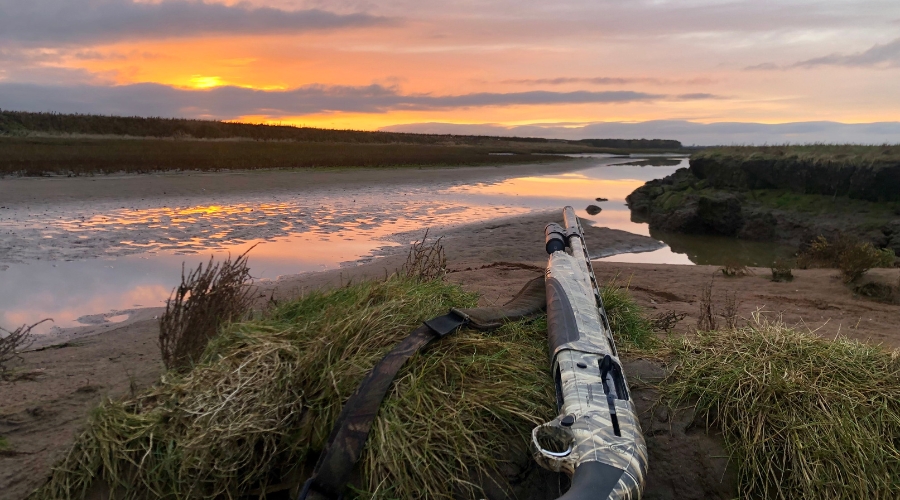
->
xmin=600 ymin=275 xmax=656 ymax=349
xmin=695 ymin=144 xmax=900 ymax=166
xmin=661 ymin=314 xmax=900 ymax=499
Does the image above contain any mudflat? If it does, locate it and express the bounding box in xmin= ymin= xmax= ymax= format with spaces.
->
xmin=1 ymin=160 xmax=594 ymax=264
xmin=2 ymin=207 xmax=898 ymax=499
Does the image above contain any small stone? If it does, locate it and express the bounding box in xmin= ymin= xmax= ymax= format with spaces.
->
xmin=585 ymin=205 xmax=602 ymax=215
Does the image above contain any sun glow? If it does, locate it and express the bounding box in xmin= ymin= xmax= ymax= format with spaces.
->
xmin=188 ymin=75 xmax=227 ymax=89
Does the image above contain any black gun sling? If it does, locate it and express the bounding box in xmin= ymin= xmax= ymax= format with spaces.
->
xmin=298 ymin=276 xmax=546 ymax=500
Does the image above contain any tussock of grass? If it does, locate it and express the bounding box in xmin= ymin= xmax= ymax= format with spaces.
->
xmin=600 ymin=276 xmax=656 ymax=349
xmin=34 ymin=276 xmax=556 ymax=499
xmin=661 ymin=315 xmax=900 ymax=499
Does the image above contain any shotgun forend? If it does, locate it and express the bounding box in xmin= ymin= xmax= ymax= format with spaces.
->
xmin=532 ymin=206 xmax=648 ymax=500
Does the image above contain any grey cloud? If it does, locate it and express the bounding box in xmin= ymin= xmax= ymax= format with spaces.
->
xmin=748 ymin=36 xmax=900 ymax=70
xmin=0 ymin=83 xmax=717 ymax=117
xmin=794 ymin=37 xmax=900 ymax=67
xmin=0 ymin=49 xmax=118 ymax=85
xmin=673 ymin=93 xmax=722 ymax=101
xmin=0 ymin=0 xmax=390 ymax=45
xmin=502 ymin=77 xmax=717 ymax=86
xmin=381 ymin=120 xmax=900 ymax=146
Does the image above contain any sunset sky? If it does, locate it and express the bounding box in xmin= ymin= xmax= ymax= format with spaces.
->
xmin=1 ymin=0 xmax=899 ymax=144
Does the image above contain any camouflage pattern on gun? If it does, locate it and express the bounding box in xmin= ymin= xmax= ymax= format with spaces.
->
xmin=532 ymin=206 xmax=648 ymax=500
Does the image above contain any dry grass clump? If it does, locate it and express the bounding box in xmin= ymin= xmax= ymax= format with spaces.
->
xmin=661 ymin=315 xmax=900 ymax=499
xmin=0 ymin=320 xmax=46 ymax=378
xmin=401 ymin=230 xmax=447 ymax=281
xmin=770 ymin=258 xmax=794 ymax=282
xmin=720 ymin=258 xmax=753 ymax=278
xmin=35 ymin=276 xmax=557 ymax=500
xmin=159 ymin=250 xmax=254 ymax=371
xmin=797 ymin=234 xmax=895 ymax=282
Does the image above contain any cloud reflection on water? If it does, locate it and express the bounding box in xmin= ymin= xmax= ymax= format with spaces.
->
xmin=1 ymin=157 xmax=688 ymax=336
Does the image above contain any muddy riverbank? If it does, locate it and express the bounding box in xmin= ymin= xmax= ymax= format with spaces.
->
xmin=626 ymin=148 xmax=900 ymax=256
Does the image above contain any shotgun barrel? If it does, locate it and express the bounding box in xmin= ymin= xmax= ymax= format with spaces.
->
xmin=532 ymin=206 xmax=648 ymax=500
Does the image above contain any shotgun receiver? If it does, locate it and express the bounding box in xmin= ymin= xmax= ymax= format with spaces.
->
xmin=532 ymin=207 xmax=648 ymax=500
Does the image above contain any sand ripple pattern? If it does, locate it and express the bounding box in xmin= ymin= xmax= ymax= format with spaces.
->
xmin=0 ymin=193 xmax=525 ymax=263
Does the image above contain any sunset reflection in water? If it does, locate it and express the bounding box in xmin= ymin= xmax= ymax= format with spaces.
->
xmin=1 ymin=158 xmax=686 ymax=337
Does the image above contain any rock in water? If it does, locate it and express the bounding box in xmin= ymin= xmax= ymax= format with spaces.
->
xmin=585 ymin=205 xmax=602 ymax=215
xmin=595 ymin=197 xmax=609 ymax=202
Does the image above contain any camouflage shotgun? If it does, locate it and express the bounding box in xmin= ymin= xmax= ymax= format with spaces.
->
xmin=532 ymin=206 xmax=648 ymax=500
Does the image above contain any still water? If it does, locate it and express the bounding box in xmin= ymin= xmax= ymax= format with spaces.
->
xmin=0 ymin=156 xmax=789 ymax=338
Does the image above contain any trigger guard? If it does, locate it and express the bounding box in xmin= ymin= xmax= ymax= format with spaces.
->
xmin=531 ymin=424 xmax=575 ymax=459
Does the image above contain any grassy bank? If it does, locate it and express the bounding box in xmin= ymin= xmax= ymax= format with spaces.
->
xmin=696 ymin=145 xmax=900 ymax=164
xmin=29 ymin=271 xmax=900 ymax=499
xmin=690 ymin=145 xmax=900 ymax=203
xmin=33 ymin=276 xmax=552 ymax=499
xmin=0 ymin=137 xmax=560 ymax=176
xmin=32 ymin=273 xmax=656 ymax=499
xmin=662 ymin=316 xmax=900 ymax=499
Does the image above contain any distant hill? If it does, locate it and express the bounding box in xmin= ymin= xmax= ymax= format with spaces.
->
xmin=575 ymin=138 xmax=683 ymax=150
xmin=0 ymin=110 xmax=683 ymax=149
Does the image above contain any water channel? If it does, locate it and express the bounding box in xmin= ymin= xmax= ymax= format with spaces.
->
xmin=0 ymin=155 xmax=791 ymax=338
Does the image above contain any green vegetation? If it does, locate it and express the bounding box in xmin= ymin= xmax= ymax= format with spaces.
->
xmin=600 ymin=277 xmax=656 ymax=349
xmin=749 ymin=189 xmax=900 ymax=222
xmin=690 ymin=145 xmax=900 ymax=203
xmin=0 ymin=436 xmax=10 ymax=452
xmin=662 ymin=316 xmax=900 ymax=499
xmin=34 ymin=271 xmax=659 ymax=499
xmin=34 ymin=276 xmax=550 ymax=499
xmin=0 ymin=110 xmax=554 ymax=145
xmin=696 ymin=144 xmax=900 ymax=165
xmin=0 ymin=110 xmax=692 ymax=176
xmin=770 ymin=258 xmax=794 ymax=282
xmin=797 ymin=234 xmax=895 ymax=282
xmin=31 ymin=263 xmax=900 ymax=499
xmin=0 ymin=110 xmax=682 ymax=151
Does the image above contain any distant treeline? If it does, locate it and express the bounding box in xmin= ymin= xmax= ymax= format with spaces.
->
xmin=0 ymin=110 xmax=683 ymax=149
xmin=0 ymin=137 xmax=554 ymax=176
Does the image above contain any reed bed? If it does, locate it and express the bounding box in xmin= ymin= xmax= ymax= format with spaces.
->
xmin=662 ymin=314 xmax=900 ymax=499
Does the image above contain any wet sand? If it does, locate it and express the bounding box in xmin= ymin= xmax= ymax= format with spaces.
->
xmin=0 ymin=159 xmax=596 ymax=263
xmin=2 ymin=207 xmax=899 ymax=499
